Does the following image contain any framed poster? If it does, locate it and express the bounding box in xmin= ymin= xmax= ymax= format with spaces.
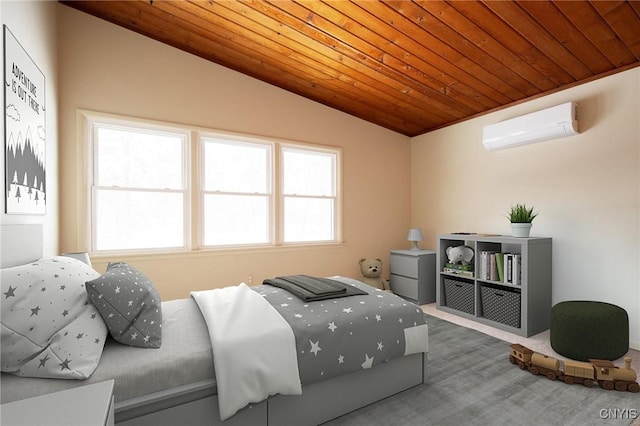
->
xmin=4 ymin=25 xmax=46 ymax=215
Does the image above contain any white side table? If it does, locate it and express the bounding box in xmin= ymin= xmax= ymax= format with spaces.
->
xmin=1 ymin=380 xmax=114 ymax=426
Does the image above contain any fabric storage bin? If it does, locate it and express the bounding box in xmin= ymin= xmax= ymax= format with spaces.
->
xmin=443 ymin=278 xmax=474 ymax=315
xmin=480 ymin=284 xmax=521 ymax=328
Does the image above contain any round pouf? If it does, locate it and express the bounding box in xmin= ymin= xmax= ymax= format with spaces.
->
xmin=551 ymin=301 xmax=628 ymax=361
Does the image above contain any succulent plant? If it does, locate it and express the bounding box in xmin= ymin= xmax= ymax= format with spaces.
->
xmin=508 ymin=204 xmax=538 ymax=223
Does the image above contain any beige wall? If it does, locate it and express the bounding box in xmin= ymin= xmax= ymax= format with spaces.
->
xmin=57 ymin=5 xmax=411 ymax=300
xmin=1 ymin=1 xmax=58 ymax=256
xmin=411 ymin=67 xmax=640 ymax=349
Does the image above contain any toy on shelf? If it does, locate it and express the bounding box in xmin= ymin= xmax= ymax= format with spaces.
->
xmin=445 ymin=245 xmax=474 ymax=265
xmin=509 ymin=343 xmax=639 ymax=393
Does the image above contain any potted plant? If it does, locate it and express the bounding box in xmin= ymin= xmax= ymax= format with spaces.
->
xmin=508 ymin=204 xmax=538 ymax=237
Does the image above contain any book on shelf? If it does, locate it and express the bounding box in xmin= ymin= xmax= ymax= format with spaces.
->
xmin=490 ymin=253 xmax=497 ymax=281
xmin=495 ymin=252 xmax=504 ymax=282
xmin=512 ymin=254 xmax=521 ymax=285
xmin=479 ymin=251 xmax=500 ymax=280
xmin=503 ymin=253 xmax=522 ymax=285
xmin=443 ymin=262 xmax=474 ymax=278
xmin=474 ymin=252 xmax=521 ymax=284
xmin=443 ymin=267 xmax=474 ymax=278
xmin=443 ymin=255 xmax=521 ymax=283
xmin=444 ymin=262 xmax=473 ymax=271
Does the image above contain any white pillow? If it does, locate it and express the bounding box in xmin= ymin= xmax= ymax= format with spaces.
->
xmin=1 ymin=256 xmax=108 ymax=379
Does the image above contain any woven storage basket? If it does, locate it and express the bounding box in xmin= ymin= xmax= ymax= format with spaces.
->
xmin=480 ymin=285 xmax=521 ymax=328
xmin=443 ymin=278 xmax=475 ymax=315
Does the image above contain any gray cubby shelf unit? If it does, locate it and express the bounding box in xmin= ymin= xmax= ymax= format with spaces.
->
xmin=436 ymin=234 xmax=552 ymax=337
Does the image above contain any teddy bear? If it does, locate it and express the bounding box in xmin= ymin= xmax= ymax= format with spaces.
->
xmin=446 ymin=245 xmax=475 ymax=265
xmin=359 ymin=258 xmax=390 ymax=291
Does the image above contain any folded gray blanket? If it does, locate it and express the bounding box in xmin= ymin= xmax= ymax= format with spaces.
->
xmin=263 ymin=275 xmax=368 ymax=302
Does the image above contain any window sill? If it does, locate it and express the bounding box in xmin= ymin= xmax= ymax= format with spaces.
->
xmin=89 ymin=241 xmax=346 ymax=263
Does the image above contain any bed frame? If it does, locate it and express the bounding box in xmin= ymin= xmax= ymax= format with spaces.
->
xmin=1 ymin=224 xmax=428 ymax=425
xmin=117 ymin=353 xmax=426 ymax=426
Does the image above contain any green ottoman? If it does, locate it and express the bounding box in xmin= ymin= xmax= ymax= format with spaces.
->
xmin=550 ymin=301 xmax=628 ymax=361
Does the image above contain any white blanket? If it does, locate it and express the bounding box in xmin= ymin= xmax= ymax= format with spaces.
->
xmin=191 ymin=283 xmax=302 ymax=420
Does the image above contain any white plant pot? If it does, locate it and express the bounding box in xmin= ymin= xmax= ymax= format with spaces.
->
xmin=511 ymin=223 xmax=532 ymax=238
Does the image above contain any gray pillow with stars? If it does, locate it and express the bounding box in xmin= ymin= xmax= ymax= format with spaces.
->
xmin=86 ymin=262 xmax=162 ymax=348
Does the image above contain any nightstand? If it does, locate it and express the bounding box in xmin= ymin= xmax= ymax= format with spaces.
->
xmin=1 ymin=380 xmax=115 ymax=426
xmin=390 ymin=249 xmax=436 ymax=304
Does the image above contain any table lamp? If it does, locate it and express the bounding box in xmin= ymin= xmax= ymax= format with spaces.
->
xmin=407 ymin=228 xmax=424 ymax=250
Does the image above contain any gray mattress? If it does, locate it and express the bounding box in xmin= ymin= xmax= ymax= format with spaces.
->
xmin=1 ymin=298 xmax=215 ymax=404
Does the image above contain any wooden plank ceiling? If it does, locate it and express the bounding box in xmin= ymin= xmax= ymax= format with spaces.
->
xmin=61 ymin=0 xmax=640 ymax=137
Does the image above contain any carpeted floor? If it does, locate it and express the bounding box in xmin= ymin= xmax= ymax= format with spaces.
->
xmin=421 ymin=303 xmax=640 ymax=369
xmin=323 ymin=313 xmax=640 ymax=426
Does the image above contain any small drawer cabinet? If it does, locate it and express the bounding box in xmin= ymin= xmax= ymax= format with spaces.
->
xmin=389 ymin=249 xmax=436 ymax=304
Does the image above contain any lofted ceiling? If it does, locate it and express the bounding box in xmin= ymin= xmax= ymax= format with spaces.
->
xmin=61 ymin=0 xmax=640 ymax=137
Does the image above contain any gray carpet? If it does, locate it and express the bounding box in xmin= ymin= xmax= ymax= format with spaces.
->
xmin=324 ymin=314 xmax=640 ymax=426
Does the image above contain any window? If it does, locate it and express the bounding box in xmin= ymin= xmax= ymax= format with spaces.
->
xmin=282 ymin=147 xmax=337 ymax=243
xmin=90 ymin=121 xmax=189 ymax=253
xmin=201 ymin=137 xmax=272 ymax=247
xmin=200 ymin=138 xmax=340 ymax=247
xmin=85 ymin=111 xmax=340 ymax=253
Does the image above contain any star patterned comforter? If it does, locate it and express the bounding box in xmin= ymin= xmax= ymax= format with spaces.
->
xmin=192 ymin=276 xmax=428 ymax=420
xmin=254 ymin=276 xmax=429 ymax=387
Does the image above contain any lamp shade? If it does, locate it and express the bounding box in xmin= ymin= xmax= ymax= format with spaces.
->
xmin=406 ymin=228 xmax=424 ymax=250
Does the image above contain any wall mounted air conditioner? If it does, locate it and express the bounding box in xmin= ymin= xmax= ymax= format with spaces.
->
xmin=482 ymin=102 xmax=578 ymax=151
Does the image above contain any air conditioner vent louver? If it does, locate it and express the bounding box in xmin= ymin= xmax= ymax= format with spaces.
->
xmin=483 ymin=102 xmax=579 ymax=151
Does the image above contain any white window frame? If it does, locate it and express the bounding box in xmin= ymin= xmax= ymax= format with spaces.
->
xmin=198 ymin=133 xmax=342 ymax=248
xmin=86 ymin=113 xmax=191 ymax=254
xmin=81 ymin=111 xmax=341 ymax=255
xmin=199 ymin=133 xmax=274 ymax=249
xmin=279 ymin=144 xmax=340 ymax=244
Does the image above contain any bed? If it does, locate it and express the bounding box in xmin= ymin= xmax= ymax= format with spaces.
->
xmin=1 ymin=224 xmax=429 ymax=425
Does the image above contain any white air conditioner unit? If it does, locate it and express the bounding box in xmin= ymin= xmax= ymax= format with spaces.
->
xmin=482 ymin=102 xmax=578 ymax=151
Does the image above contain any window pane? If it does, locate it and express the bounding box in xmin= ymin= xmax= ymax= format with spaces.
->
xmin=96 ymin=126 xmax=184 ymax=189
xmin=284 ymin=197 xmax=334 ymax=242
xmin=95 ymin=190 xmax=184 ymax=250
xmin=283 ymin=149 xmax=335 ymax=196
xmin=204 ymin=194 xmax=269 ymax=246
xmin=203 ymin=139 xmax=270 ymax=193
